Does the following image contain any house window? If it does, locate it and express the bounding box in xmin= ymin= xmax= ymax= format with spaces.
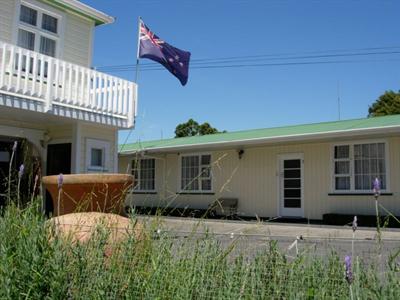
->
xmin=86 ymin=139 xmax=110 ymax=172
xmin=132 ymin=158 xmax=155 ymax=191
xmin=181 ymin=154 xmax=212 ymax=192
xmin=90 ymin=148 xmax=103 ymax=167
xmin=333 ymin=142 xmax=387 ymax=192
xmin=16 ymin=3 xmax=60 ymax=58
xmin=41 ymin=14 xmax=58 ymax=34
xmin=20 ymin=5 xmax=37 ymax=26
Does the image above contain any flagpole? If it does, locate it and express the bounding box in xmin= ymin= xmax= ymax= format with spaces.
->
xmin=135 ymin=16 xmax=141 ymax=83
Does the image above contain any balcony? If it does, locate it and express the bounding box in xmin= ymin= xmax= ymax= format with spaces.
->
xmin=0 ymin=41 xmax=137 ymax=128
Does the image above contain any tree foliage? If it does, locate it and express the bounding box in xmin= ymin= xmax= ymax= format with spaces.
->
xmin=368 ymin=90 xmax=400 ymax=117
xmin=175 ymin=119 xmax=223 ymax=138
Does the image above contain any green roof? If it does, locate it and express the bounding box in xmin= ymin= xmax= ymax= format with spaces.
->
xmin=119 ymin=114 xmax=400 ymax=154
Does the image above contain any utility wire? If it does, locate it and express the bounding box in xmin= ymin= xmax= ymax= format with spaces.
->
xmin=98 ymin=58 xmax=400 ymax=73
xmin=95 ymin=46 xmax=400 ymax=72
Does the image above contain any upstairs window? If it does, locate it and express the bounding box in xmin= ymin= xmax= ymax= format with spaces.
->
xmin=20 ymin=5 xmax=37 ymax=26
xmin=41 ymin=14 xmax=58 ymax=34
xmin=181 ymin=154 xmax=212 ymax=192
xmin=333 ymin=142 xmax=387 ymax=192
xmin=16 ymin=3 xmax=60 ymax=58
xmin=132 ymin=159 xmax=155 ymax=191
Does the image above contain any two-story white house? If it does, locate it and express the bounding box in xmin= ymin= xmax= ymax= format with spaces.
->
xmin=0 ymin=0 xmax=137 ymax=202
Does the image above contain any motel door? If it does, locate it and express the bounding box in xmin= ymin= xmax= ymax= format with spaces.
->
xmin=278 ymin=154 xmax=304 ymax=217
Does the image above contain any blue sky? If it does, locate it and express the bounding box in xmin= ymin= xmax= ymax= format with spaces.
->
xmin=82 ymin=0 xmax=400 ymax=144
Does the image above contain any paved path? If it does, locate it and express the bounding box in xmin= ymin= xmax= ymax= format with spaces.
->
xmin=138 ymin=216 xmax=400 ymax=261
xmin=140 ymin=216 xmax=400 ymax=241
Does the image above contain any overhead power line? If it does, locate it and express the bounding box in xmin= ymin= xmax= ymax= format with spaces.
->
xmin=94 ymin=46 xmax=400 ymax=73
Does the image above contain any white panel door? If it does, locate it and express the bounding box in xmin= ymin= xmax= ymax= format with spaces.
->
xmin=278 ymin=154 xmax=304 ymax=217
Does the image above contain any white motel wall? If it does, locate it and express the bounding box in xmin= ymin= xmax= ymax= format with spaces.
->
xmin=119 ymin=135 xmax=400 ymax=220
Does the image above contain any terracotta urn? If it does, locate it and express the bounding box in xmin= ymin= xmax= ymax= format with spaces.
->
xmin=47 ymin=212 xmax=145 ymax=257
xmin=42 ymin=174 xmax=133 ymax=216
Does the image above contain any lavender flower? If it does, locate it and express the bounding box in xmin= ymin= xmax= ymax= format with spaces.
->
xmin=18 ymin=164 xmax=24 ymax=178
xmin=57 ymin=173 xmax=63 ymax=189
xmin=12 ymin=141 xmax=17 ymax=152
xmin=373 ymin=177 xmax=381 ymax=196
xmin=345 ymin=255 xmax=353 ymax=284
xmin=352 ymin=216 xmax=357 ymax=233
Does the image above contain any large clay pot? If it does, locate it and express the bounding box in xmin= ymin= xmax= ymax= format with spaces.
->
xmin=47 ymin=212 xmax=145 ymax=257
xmin=42 ymin=174 xmax=133 ymax=216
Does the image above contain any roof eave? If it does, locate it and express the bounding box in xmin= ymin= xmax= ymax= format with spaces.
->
xmin=50 ymin=0 xmax=114 ymax=25
xmin=119 ymin=125 xmax=400 ymax=155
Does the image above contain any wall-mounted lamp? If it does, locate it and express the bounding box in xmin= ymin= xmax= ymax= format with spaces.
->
xmin=238 ymin=149 xmax=244 ymax=159
xmin=40 ymin=132 xmax=52 ymax=148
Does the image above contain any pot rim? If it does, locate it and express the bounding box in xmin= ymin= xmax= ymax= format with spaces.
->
xmin=42 ymin=173 xmax=134 ymax=185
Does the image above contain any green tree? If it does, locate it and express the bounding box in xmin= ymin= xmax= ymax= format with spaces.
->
xmin=174 ymin=119 xmax=223 ymax=138
xmin=368 ymin=90 xmax=400 ymax=117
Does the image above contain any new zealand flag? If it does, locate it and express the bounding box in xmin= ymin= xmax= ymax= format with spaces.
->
xmin=139 ymin=19 xmax=191 ymax=86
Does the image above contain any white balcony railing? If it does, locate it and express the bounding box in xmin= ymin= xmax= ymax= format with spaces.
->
xmin=0 ymin=41 xmax=137 ymax=128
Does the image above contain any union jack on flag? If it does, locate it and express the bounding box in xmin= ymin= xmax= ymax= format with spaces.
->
xmin=138 ymin=19 xmax=191 ymax=86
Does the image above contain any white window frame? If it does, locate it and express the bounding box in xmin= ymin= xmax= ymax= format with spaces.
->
xmin=178 ymin=153 xmax=213 ymax=193
xmin=86 ymin=139 xmax=110 ymax=172
xmin=331 ymin=139 xmax=390 ymax=193
xmin=131 ymin=158 xmax=156 ymax=192
xmin=13 ymin=0 xmax=65 ymax=58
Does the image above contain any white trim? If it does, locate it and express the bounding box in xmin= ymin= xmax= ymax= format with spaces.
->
xmin=71 ymin=122 xmax=81 ymax=173
xmin=88 ymin=21 xmax=95 ymax=66
xmin=119 ymin=124 xmax=400 ymax=155
xmin=178 ymin=152 xmax=213 ymax=193
xmin=54 ymin=0 xmax=114 ymax=25
xmin=113 ymin=129 xmax=118 ymax=172
xmin=330 ymin=138 xmax=390 ymax=193
xmin=277 ymin=153 xmax=304 ymax=218
xmin=85 ymin=138 xmax=110 ymax=173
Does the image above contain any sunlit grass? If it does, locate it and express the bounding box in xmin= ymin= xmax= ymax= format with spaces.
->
xmin=0 ymin=200 xmax=399 ymax=299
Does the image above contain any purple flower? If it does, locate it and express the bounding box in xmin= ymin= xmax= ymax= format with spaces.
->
xmin=352 ymin=216 xmax=357 ymax=232
xmin=12 ymin=141 xmax=17 ymax=152
xmin=18 ymin=164 xmax=24 ymax=178
xmin=373 ymin=177 xmax=381 ymax=195
xmin=57 ymin=173 xmax=63 ymax=189
xmin=345 ymin=255 xmax=353 ymax=284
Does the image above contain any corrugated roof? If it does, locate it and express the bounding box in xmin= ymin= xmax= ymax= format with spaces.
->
xmin=119 ymin=114 xmax=400 ymax=154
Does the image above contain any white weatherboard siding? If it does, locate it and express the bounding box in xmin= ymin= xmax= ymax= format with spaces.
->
xmin=79 ymin=124 xmax=117 ymax=173
xmin=63 ymin=12 xmax=94 ymax=67
xmin=122 ymin=137 xmax=400 ymax=220
xmin=1 ymin=0 xmax=94 ymax=67
xmin=0 ymin=0 xmax=15 ymax=43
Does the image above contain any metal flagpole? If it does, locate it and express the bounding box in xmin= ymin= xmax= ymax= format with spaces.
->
xmin=135 ymin=16 xmax=141 ymax=83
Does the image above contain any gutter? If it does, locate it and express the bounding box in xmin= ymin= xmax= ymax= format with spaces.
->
xmin=119 ymin=124 xmax=400 ymax=155
xmin=47 ymin=0 xmax=115 ymax=25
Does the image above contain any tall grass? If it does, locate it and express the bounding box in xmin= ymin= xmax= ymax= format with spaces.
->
xmin=0 ymin=201 xmax=399 ymax=299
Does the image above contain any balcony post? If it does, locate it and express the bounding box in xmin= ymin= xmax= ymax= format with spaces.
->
xmin=127 ymin=83 xmax=137 ymax=128
xmin=44 ymin=57 xmax=54 ymax=112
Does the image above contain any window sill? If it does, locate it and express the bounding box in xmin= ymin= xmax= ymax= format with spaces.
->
xmin=87 ymin=166 xmax=108 ymax=172
xmin=131 ymin=191 xmax=157 ymax=195
xmin=176 ymin=192 xmax=215 ymax=195
xmin=328 ymin=192 xmax=393 ymax=196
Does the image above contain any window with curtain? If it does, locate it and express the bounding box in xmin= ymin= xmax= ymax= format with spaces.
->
xmin=16 ymin=4 xmax=59 ymax=58
xmin=181 ymin=154 xmax=212 ymax=192
xmin=17 ymin=29 xmax=35 ymax=50
xmin=40 ymin=36 xmax=56 ymax=57
xmin=41 ymin=14 xmax=58 ymax=33
xmin=20 ymin=5 xmax=37 ymax=26
xmin=333 ymin=142 xmax=387 ymax=192
xmin=132 ymin=159 xmax=155 ymax=191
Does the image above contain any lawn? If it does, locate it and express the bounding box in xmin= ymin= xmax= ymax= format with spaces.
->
xmin=0 ymin=201 xmax=399 ymax=299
